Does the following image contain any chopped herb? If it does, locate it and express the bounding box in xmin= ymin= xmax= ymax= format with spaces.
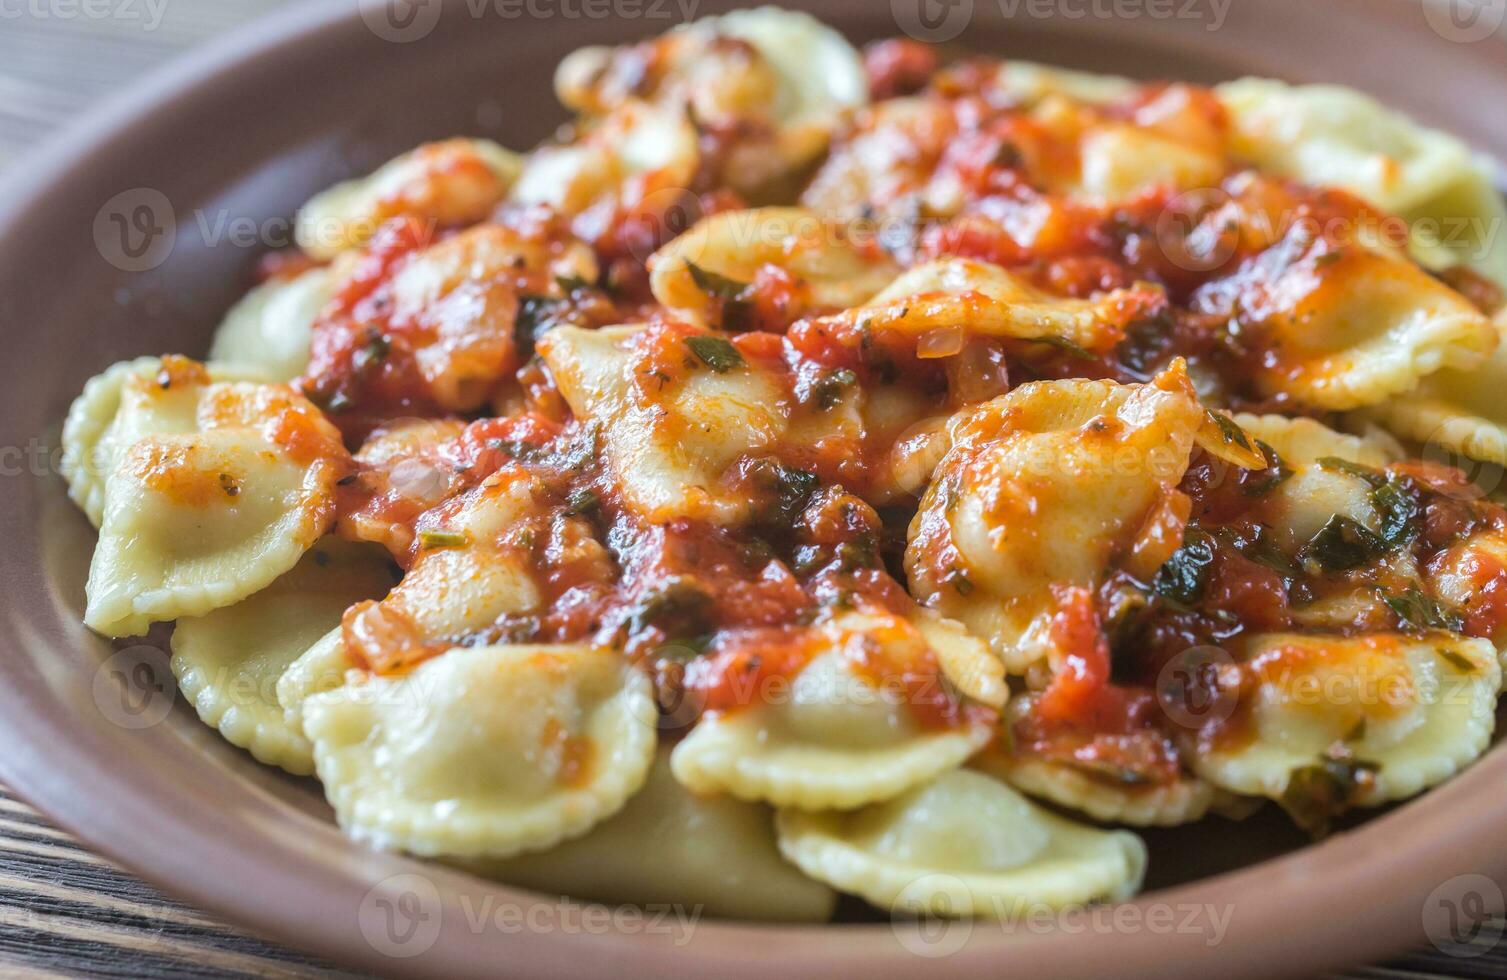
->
xmin=1278 ymin=756 xmax=1377 ymax=837
xmin=685 ymin=335 xmax=744 ymax=373
xmin=627 ymin=579 xmax=714 ymax=638
xmin=1382 ymin=587 xmax=1465 ymax=633
xmin=555 ymin=273 xmax=594 ymax=294
xmin=1372 ymin=476 xmax=1422 ymax=547
xmin=948 ymin=568 xmax=974 ymax=596
xmin=1438 ymin=647 xmax=1478 ymax=673
xmin=336 ymin=473 xmax=359 ymax=487
xmin=1155 ymin=528 xmax=1217 ymax=604
xmin=515 ymin=293 xmax=568 ymax=360
xmin=770 ymin=464 xmax=819 ymax=521
xmin=1317 ymin=456 xmax=1385 ymax=488
xmin=1312 ymin=249 xmax=1344 ymax=269
xmin=1206 ymin=409 xmax=1253 ymax=453
xmin=811 ymin=368 xmax=858 ymax=410
xmin=1031 ymin=334 xmax=1095 ymax=360
xmin=564 ymin=488 xmax=600 ymax=517
xmin=418 ymin=529 xmax=468 ymax=549
xmin=1243 ymin=441 xmax=1293 ymax=497
xmin=217 ymin=473 xmax=240 ymax=497
xmin=1299 ymin=516 xmax=1387 ymax=574
xmin=685 ymin=261 xmax=748 ymax=299
xmin=1060 ymin=757 xmax=1154 ymax=787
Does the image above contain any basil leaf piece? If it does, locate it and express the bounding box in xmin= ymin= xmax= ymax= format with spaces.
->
xmin=1030 ymin=334 xmax=1095 ymax=360
xmin=1299 ymin=516 xmax=1387 ymax=573
xmin=1154 ymin=528 xmax=1216 ymax=604
xmin=1382 ymin=587 xmax=1465 ymax=633
xmin=1279 ymin=757 xmax=1376 ymax=838
xmin=1372 ymin=476 xmax=1422 ymax=547
xmin=685 ymin=335 xmax=744 ymax=373
xmin=685 ymin=261 xmax=750 ymax=299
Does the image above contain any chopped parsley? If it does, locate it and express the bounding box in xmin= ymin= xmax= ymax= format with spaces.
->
xmin=685 ymin=335 xmax=744 ymax=373
xmin=810 ymin=368 xmax=858 ymax=410
xmin=1382 ymin=587 xmax=1465 ymax=634
xmin=1155 ymin=528 xmax=1217 ymax=604
xmin=564 ymin=488 xmax=600 ymax=517
xmin=1205 ymin=409 xmax=1254 ymax=454
xmin=1030 ymin=334 xmax=1095 ymax=360
xmin=1299 ymin=515 xmax=1387 ymax=574
xmin=1278 ymin=755 xmax=1378 ymax=838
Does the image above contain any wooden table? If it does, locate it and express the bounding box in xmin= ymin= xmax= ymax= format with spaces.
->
xmin=2 ymin=4 xmax=1506 ymax=977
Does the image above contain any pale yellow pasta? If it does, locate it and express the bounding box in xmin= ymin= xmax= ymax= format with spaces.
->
xmin=804 ymin=258 xmax=1146 ymax=354
xmin=276 ymin=626 xmax=352 ymax=740
xmin=1242 ymin=245 xmax=1496 ymax=410
xmin=801 ymin=97 xmax=956 ymax=222
xmin=971 ymin=753 xmax=1218 ymax=828
xmin=670 ymin=610 xmax=992 ymax=810
xmin=776 ymin=770 xmax=1147 ymax=917
xmin=907 ymin=372 xmax=1206 ymax=673
xmin=555 ymin=7 xmax=865 ymax=195
xmin=987 ymin=61 xmax=1135 ymax=107
xmin=1357 ymin=309 xmax=1507 ymax=466
xmin=83 ymin=372 xmax=347 ymax=637
xmin=61 ymin=356 xmax=263 ymax=528
xmin=1076 ymin=123 xmax=1225 ymax=201
xmin=169 ymin=538 xmax=395 ymax=774
xmin=1191 ymin=632 xmax=1500 ymax=805
xmin=304 ymin=643 xmax=656 ymax=858
xmin=1218 ymin=78 xmax=1507 ymax=285
xmin=475 ymin=747 xmax=837 ymax=922
xmin=511 ymin=100 xmax=697 ymax=215
xmin=538 ymin=325 xmax=827 ymax=524
xmin=207 ymin=267 xmax=334 ymax=383
xmin=296 ymin=138 xmax=522 ymax=260
xmin=649 ymin=207 xmax=898 ymax=322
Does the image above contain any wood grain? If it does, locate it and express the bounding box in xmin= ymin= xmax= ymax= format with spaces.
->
xmin=1 ymin=3 xmax=1504 ymax=978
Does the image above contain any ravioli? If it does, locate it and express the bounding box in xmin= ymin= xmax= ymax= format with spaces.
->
xmin=303 ymin=643 xmax=656 ymax=858
xmin=207 ymin=267 xmax=334 ymax=383
xmin=1218 ymin=78 xmax=1507 ymax=285
xmin=475 ymin=747 xmax=837 ymax=922
xmin=61 ymin=356 xmax=263 ymax=528
xmin=1222 ymin=244 xmax=1497 ymax=411
xmin=1358 ymin=308 xmax=1507 ymax=467
xmin=554 ymin=7 xmax=865 ymax=195
xmin=82 ymin=367 xmax=349 ymax=637
xmin=1191 ymin=632 xmax=1500 ymax=806
xmin=538 ymin=325 xmax=800 ymax=524
xmin=169 ymin=538 xmax=395 ymax=774
xmin=649 ymin=207 xmax=898 ymax=323
xmin=907 ymin=371 xmax=1207 ymax=672
xmin=776 ymin=769 xmax=1147 ymax=916
xmin=296 ymin=138 xmax=522 ymax=260
xmin=972 ymin=752 xmax=1219 ymax=828
xmin=804 ymin=258 xmax=1148 ymax=355
xmin=670 ymin=610 xmax=993 ymax=810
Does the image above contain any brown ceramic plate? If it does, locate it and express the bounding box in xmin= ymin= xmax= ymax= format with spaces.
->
xmin=1 ymin=1 xmax=1504 ymax=976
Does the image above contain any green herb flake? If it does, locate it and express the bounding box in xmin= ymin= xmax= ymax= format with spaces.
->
xmin=1154 ymin=528 xmax=1217 ymax=605
xmin=1372 ymin=476 xmax=1422 ymax=547
xmin=1381 ymin=587 xmax=1465 ymax=633
xmin=564 ymin=489 xmax=600 ymax=517
xmin=685 ymin=335 xmax=744 ymax=373
xmin=685 ymin=261 xmax=749 ymax=300
xmin=948 ymin=568 xmax=974 ymax=596
xmin=1206 ymin=409 xmax=1253 ymax=452
xmin=812 ymin=368 xmax=858 ymax=410
xmin=1278 ymin=756 xmax=1377 ymax=838
xmin=1317 ymin=456 xmax=1386 ymax=488
xmin=1031 ymin=334 xmax=1095 ymax=360
xmin=418 ymin=529 xmax=469 ymax=550
xmin=1242 ymin=441 xmax=1293 ymax=497
xmin=1299 ymin=516 xmax=1387 ymax=574
xmin=1438 ymin=646 xmax=1479 ymax=673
